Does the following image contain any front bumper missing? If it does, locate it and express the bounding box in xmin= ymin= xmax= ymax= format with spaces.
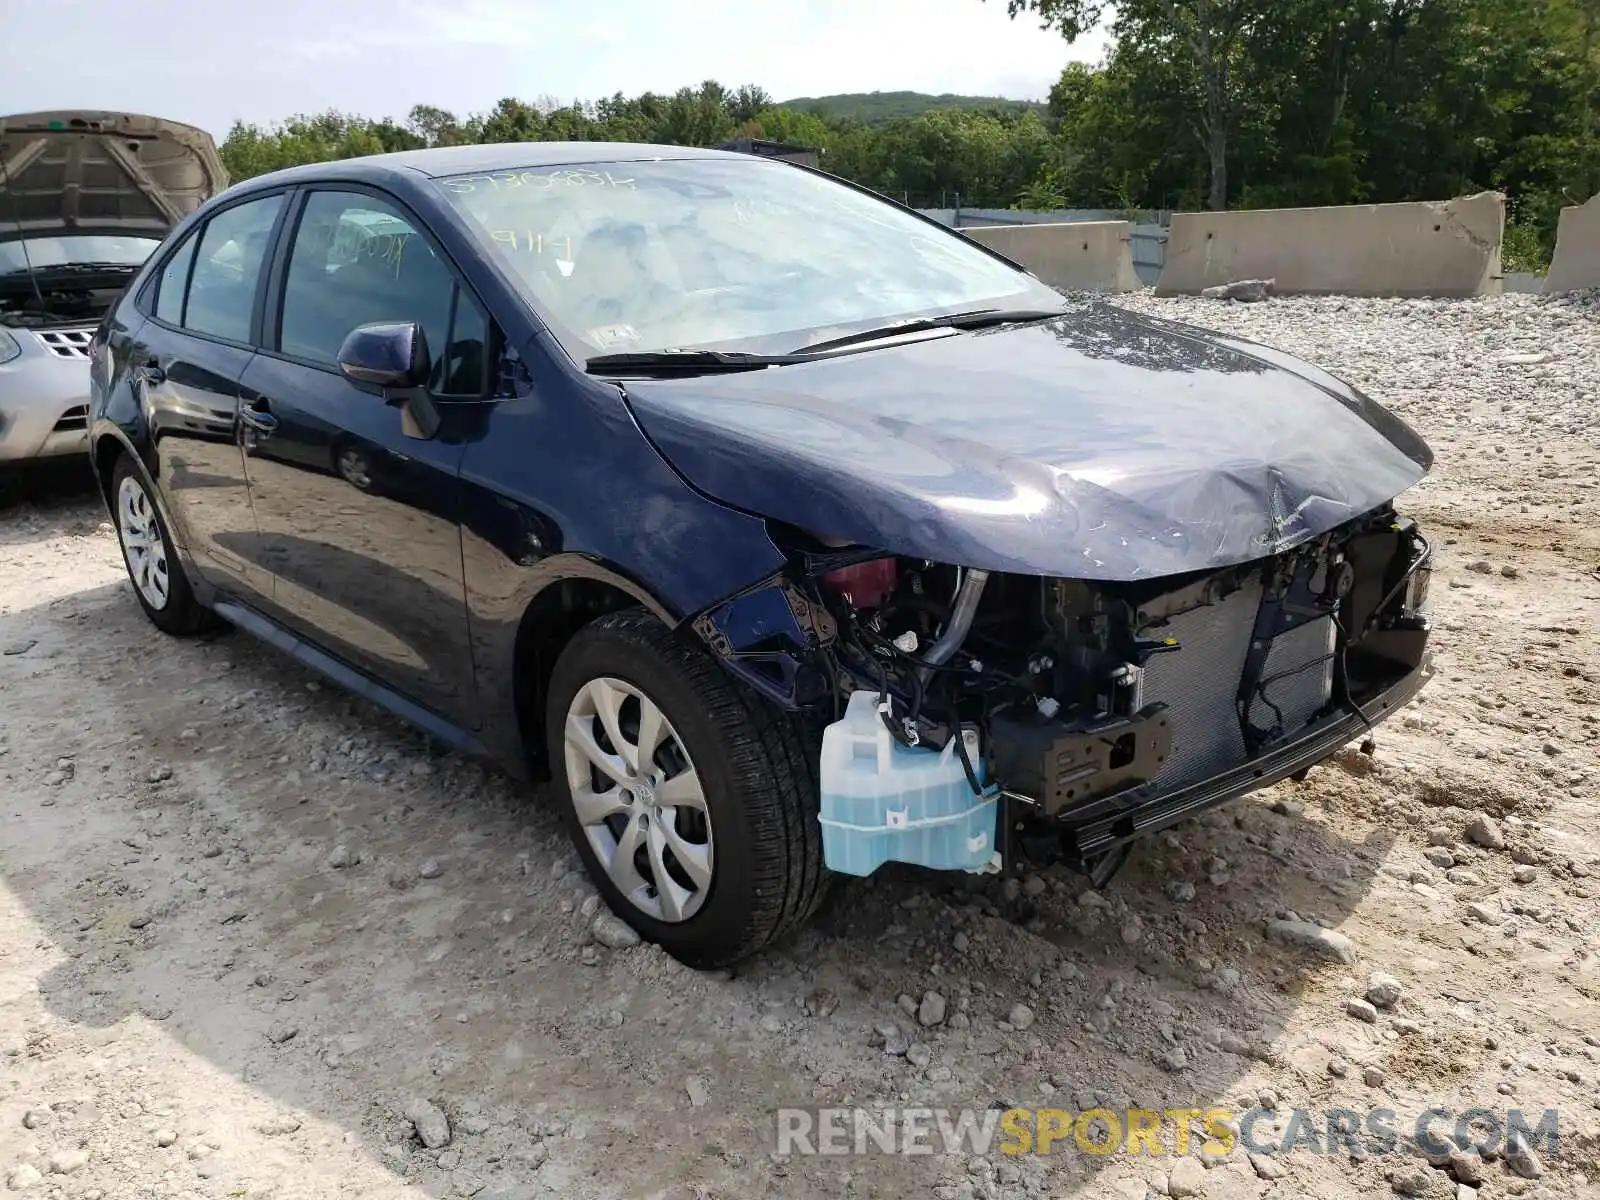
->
xmin=989 ymin=703 xmax=1174 ymax=817
xmin=1029 ymin=655 xmax=1432 ymax=865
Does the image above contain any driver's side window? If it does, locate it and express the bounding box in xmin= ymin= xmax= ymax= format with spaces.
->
xmin=277 ymin=190 xmax=489 ymax=396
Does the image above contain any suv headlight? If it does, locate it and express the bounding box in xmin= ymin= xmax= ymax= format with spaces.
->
xmin=0 ymin=328 xmax=21 ymax=365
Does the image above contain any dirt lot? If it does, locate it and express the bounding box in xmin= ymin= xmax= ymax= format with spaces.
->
xmin=2 ymin=293 xmax=1597 ymax=1200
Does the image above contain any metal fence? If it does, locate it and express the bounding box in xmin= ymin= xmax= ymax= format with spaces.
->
xmin=917 ymin=207 xmax=1172 ymax=286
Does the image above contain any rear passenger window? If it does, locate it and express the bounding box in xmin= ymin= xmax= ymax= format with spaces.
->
xmin=154 ymin=233 xmax=197 ymax=325
xmin=184 ymin=194 xmax=283 ymax=343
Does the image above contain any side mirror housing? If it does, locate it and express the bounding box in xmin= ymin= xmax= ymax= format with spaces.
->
xmin=337 ymin=321 xmax=430 ymax=390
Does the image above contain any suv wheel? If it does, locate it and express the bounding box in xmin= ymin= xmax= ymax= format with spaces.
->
xmin=111 ymin=454 xmax=218 ymax=635
xmin=546 ymin=610 xmax=829 ymax=967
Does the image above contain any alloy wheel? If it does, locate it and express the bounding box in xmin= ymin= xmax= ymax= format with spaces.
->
xmin=562 ymin=676 xmax=714 ymax=922
xmin=116 ymin=473 xmax=170 ymax=611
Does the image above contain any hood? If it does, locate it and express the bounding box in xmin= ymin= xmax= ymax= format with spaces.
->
xmin=0 ymin=111 xmax=227 ymax=241
xmin=621 ymin=303 xmax=1433 ymax=581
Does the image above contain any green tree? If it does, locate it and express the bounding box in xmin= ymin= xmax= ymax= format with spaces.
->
xmin=219 ymin=111 xmax=423 ymax=180
xmin=407 ymin=104 xmax=471 ymax=147
xmin=995 ymin=0 xmax=1273 ymax=209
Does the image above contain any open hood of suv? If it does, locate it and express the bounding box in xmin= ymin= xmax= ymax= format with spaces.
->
xmin=621 ymin=304 xmax=1433 ymax=581
xmin=0 ymin=111 xmax=227 ymax=241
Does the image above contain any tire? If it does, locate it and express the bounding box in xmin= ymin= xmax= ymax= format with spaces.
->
xmin=110 ymin=453 xmax=219 ymax=635
xmin=546 ymin=609 xmax=830 ymax=968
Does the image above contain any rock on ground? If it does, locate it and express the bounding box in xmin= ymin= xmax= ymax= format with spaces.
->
xmin=685 ymin=1075 xmax=710 ymax=1108
xmin=402 ymin=1097 xmax=452 ymax=1148
xmin=1503 ymin=1131 xmax=1544 ymax=1179
xmin=1166 ymin=1155 xmax=1208 ymax=1196
xmin=6 ymin=1164 xmax=44 ymax=1190
xmin=1265 ymin=919 xmax=1356 ymax=963
xmin=1464 ymin=814 xmax=1506 ymax=850
xmin=591 ymin=911 xmax=641 ymax=949
xmin=1201 ymin=278 xmax=1276 ymax=302
xmin=1366 ymin=971 xmax=1403 ymax=1008
xmin=1345 ymin=998 xmax=1379 ymax=1023
xmin=1249 ymin=1152 xmax=1288 ymax=1180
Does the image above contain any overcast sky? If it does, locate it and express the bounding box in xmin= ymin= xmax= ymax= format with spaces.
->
xmin=1 ymin=0 xmax=1108 ymax=141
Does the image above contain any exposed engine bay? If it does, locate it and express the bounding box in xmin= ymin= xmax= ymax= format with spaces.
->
xmin=0 ymin=277 xmax=131 ymax=328
xmin=701 ymin=507 xmax=1434 ymax=884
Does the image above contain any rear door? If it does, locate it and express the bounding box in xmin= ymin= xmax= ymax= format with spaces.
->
xmin=131 ymin=191 xmax=286 ymax=605
xmin=236 ymin=187 xmax=488 ymax=725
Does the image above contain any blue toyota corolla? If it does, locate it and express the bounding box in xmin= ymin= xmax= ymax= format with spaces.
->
xmin=87 ymin=143 xmax=1435 ymax=966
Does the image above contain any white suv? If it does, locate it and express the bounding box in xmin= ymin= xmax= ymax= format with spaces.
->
xmin=0 ymin=111 xmax=225 ymax=483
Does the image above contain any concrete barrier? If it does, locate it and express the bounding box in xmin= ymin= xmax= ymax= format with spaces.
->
xmin=1155 ymin=193 xmax=1505 ymax=297
xmin=1543 ymin=195 xmax=1600 ymax=294
xmin=962 ymin=221 xmax=1140 ymax=293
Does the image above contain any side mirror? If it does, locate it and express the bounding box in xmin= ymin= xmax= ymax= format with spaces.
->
xmin=337 ymin=321 xmax=431 ymax=390
xmin=338 ymin=321 xmax=441 ymax=441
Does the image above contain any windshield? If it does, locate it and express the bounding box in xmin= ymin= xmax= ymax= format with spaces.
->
xmin=434 ymin=157 xmax=1064 ymax=359
xmin=0 ymin=234 xmax=160 ymax=275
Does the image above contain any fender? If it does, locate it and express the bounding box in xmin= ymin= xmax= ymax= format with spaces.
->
xmin=465 ymin=545 xmax=837 ymax=775
xmin=507 ymin=550 xmax=679 ymax=627
xmin=466 ymin=544 xmax=701 ymax=775
xmin=689 ymin=572 xmax=837 ymax=710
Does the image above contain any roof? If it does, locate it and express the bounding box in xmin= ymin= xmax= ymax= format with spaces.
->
xmin=227 ymin=141 xmax=766 ymax=195
xmin=361 ymin=141 xmax=744 ymax=176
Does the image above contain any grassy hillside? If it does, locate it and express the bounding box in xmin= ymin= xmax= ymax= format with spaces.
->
xmin=779 ymin=91 xmax=1048 ymax=125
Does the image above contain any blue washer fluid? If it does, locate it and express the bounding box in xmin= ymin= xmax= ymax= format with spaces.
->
xmin=818 ymin=691 xmax=1001 ymax=877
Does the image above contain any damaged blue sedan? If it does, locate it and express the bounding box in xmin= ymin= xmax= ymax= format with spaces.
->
xmin=87 ymin=143 xmax=1434 ymax=966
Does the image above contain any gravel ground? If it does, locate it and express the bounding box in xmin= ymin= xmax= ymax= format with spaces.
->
xmin=2 ymin=292 xmax=1597 ymax=1200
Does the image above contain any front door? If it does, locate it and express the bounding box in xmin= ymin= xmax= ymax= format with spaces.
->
xmin=138 ymin=192 xmax=286 ymax=606
xmin=237 ymin=188 xmax=490 ymax=726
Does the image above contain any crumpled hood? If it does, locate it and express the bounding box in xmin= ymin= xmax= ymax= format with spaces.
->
xmin=622 ymin=303 xmax=1432 ymax=581
xmin=0 ymin=111 xmax=227 ymax=241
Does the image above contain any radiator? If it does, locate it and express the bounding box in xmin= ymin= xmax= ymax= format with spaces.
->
xmin=1251 ymin=615 xmax=1336 ymax=737
xmin=1136 ymin=584 xmax=1335 ymax=791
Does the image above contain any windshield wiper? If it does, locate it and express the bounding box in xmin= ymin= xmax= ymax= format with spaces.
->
xmin=585 ymin=307 xmax=1070 ymax=376
xmin=791 ymin=307 xmax=1067 ymax=356
xmin=585 ymin=349 xmax=810 ymax=377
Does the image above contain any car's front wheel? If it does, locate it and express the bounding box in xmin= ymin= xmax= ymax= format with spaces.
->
xmin=110 ymin=453 xmax=218 ymax=636
xmin=546 ymin=609 xmax=829 ymax=967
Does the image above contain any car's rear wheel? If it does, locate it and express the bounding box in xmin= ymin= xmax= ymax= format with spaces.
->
xmin=546 ymin=609 xmax=829 ymax=968
xmin=110 ymin=454 xmax=218 ymax=635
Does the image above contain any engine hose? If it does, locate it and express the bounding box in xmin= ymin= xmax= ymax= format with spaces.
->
xmin=918 ymin=568 xmax=991 ymax=685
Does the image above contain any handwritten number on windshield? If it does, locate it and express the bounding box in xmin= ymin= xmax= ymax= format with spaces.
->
xmin=441 ymin=170 xmax=637 ymax=194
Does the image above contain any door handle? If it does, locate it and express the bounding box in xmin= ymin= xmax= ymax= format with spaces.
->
xmin=239 ymin=399 xmax=279 ymax=436
xmin=135 ymin=359 xmax=166 ymax=386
